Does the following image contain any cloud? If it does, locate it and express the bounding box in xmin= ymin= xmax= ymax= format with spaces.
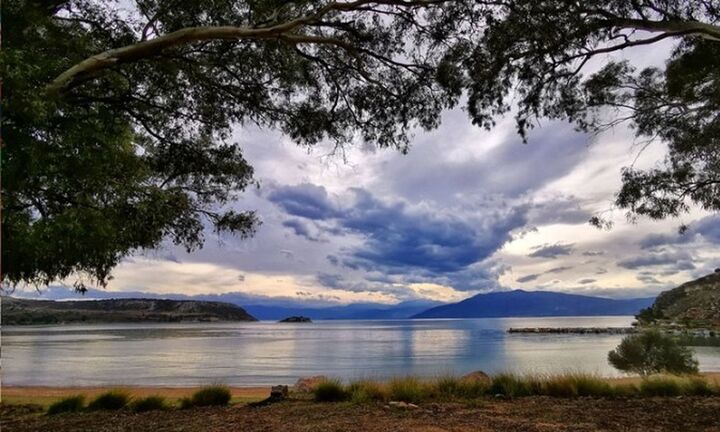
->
xmin=528 ymin=243 xmax=575 ymax=259
xmin=617 ymin=250 xmax=695 ymax=270
xmin=282 ymin=219 xmax=321 ymax=242
xmin=268 ymin=183 xmax=338 ymax=220
xmin=546 ymin=266 xmax=572 ymax=274
xmin=516 ymin=274 xmax=540 ymax=283
xmin=578 ymin=278 xmax=596 ymax=285
xmin=639 ymin=215 xmax=720 ymax=249
xmin=582 ymin=250 xmax=605 ymax=256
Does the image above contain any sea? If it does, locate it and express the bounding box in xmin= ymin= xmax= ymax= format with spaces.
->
xmin=3 ymin=316 xmax=720 ymax=387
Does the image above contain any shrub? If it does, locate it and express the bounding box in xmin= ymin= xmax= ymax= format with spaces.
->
xmin=683 ymin=377 xmax=716 ymax=396
xmin=130 ymin=395 xmax=168 ymax=412
xmin=572 ymin=375 xmax=614 ymax=397
xmin=608 ymin=330 xmax=699 ymax=376
xmin=348 ymin=379 xmax=388 ymax=403
xmin=47 ymin=395 xmax=85 ymax=415
xmin=388 ymin=377 xmax=428 ymax=403
xmin=187 ymin=385 xmax=232 ymax=407
xmin=433 ymin=375 xmax=488 ymax=399
xmin=489 ymin=373 xmax=531 ymax=397
xmin=613 ymin=383 xmax=639 ymax=397
xmin=87 ymin=391 xmax=130 ymax=411
xmin=639 ymin=376 xmax=683 ymax=396
xmin=313 ymin=379 xmax=349 ymax=402
xmin=542 ymin=375 xmax=579 ymax=397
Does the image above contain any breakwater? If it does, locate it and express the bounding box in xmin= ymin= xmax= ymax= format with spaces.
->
xmin=507 ymin=327 xmax=637 ymax=334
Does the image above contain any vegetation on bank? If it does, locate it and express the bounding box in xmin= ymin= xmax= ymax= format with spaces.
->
xmin=45 ymin=386 xmax=228 ymax=415
xmin=311 ymin=373 xmax=720 ymax=403
xmin=608 ymin=330 xmax=699 ymax=375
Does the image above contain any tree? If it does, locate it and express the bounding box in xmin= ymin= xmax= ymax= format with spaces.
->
xmin=608 ymin=330 xmax=699 ymax=376
xmin=3 ymin=1 xmax=719 ymax=289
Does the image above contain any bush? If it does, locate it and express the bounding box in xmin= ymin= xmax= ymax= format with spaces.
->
xmin=683 ymin=377 xmax=716 ymax=396
xmin=313 ymin=378 xmax=349 ymax=402
xmin=639 ymin=376 xmax=683 ymax=396
xmin=47 ymin=395 xmax=85 ymax=415
xmin=347 ymin=379 xmax=388 ymax=403
xmin=130 ymin=395 xmax=168 ymax=412
xmin=608 ymin=330 xmax=699 ymax=375
xmin=489 ymin=373 xmax=531 ymax=397
xmin=186 ymin=385 xmax=232 ymax=407
xmin=388 ymin=377 xmax=428 ymax=403
xmin=87 ymin=391 xmax=130 ymax=411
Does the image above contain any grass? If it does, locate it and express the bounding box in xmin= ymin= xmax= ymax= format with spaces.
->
xmin=130 ymin=395 xmax=169 ymax=412
xmin=47 ymin=395 xmax=85 ymax=416
xmin=311 ymin=373 xmax=720 ymax=404
xmin=86 ymin=390 xmax=131 ymax=411
xmin=181 ymin=385 xmax=232 ymax=408
xmin=313 ymin=379 xmax=349 ymax=402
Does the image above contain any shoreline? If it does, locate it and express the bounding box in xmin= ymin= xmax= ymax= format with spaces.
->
xmin=4 ymin=372 xmax=720 ymax=401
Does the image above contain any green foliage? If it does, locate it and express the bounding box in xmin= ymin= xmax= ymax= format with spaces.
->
xmin=608 ymin=330 xmax=700 ymax=376
xmin=488 ymin=373 xmax=531 ymax=398
xmin=347 ymin=379 xmax=388 ymax=403
xmin=87 ymin=391 xmax=131 ymax=411
xmin=313 ymin=379 xmax=349 ymax=402
xmin=388 ymin=377 xmax=429 ymax=403
xmin=432 ymin=375 xmax=489 ymax=399
xmin=47 ymin=395 xmax=85 ymax=415
xmin=186 ymin=385 xmax=232 ymax=407
xmin=130 ymin=396 xmax=168 ymax=412
xmin=4 ymin=1 xmax=719 ymax=289
xmin=639 ymin=376 xmax=683 ymax=397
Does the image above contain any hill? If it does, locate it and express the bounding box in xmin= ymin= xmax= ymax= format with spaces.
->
xmin=1 ymin=297 xmax=257 ymax=325
xmin=637 ymin=270 xmax=720 ymax=329
xmin=412 ymin=290 xmax=654 ymax=319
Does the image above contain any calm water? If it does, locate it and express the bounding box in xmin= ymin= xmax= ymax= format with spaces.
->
xmin=3 ymin=316 xmax=720 ymax=387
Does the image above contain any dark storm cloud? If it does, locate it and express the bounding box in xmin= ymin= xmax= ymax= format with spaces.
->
xmin=517 ymin=274 xmax=540 ymax=283
xmin=270 ymin=184 xmax=527 ymax=286
xmin=337 ymin=189 xmax=526 ymax=274
xmin=282 ymin=219 xmax=320 ymax=242
xmin=617 ymin=250 xmax=695 ymax=270
xmin=639 ymin=215 xmax=720 ymax=249
xmin=582 ymin=250 xmax=605 ymax=256
xmin=268 ymin=183 xmax=338 ymax=220
xmin=317 ymin=273 xmax=344 ymax=289
xmin=528 ymin=243 xmax=575 ymax=259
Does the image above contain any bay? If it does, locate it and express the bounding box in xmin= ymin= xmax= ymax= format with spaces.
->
xmin=3 ymin=316 xmax=720 ymax=387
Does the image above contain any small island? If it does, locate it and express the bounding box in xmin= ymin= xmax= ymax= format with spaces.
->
xmin=278 ymin=316 xmax=312 ymax=323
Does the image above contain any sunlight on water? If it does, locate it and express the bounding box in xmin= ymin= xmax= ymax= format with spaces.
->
xmin=4 ymin=317 xmax=720 ymax=386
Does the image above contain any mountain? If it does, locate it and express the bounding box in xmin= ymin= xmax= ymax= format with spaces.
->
xmin=244 ymin=300 xmax=444 ymax=320
xmin=412 ymin=290 xmax=654 ymax=319
xmin=638 ymin=270 xmax=720 ymax=329
xmin=2 ymin=297 xmax=257 ymax=325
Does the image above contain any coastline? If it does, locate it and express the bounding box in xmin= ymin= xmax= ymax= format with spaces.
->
xmin=4 ymin=372 xmax=720 ymax=405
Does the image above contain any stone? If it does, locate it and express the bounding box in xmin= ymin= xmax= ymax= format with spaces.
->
xmin=388 ymin=401 xmax=419 ymax=409
xmin=294 ymin=376 xmax=328 ymax=393
xmin=271 ymin=385 xmax=289 ymax=399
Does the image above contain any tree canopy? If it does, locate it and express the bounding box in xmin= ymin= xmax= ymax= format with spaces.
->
xmin=3 ymin=0 xmax=719 ymax=289
xmin=608 ymin=330 xmax=699 ymax=376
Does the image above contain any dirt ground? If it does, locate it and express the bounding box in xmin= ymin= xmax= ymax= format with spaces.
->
xmin=3 ymin=397 xmax=720 ymax=432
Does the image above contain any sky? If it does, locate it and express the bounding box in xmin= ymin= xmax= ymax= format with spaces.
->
xmin=19 ymin=41 xmax=720 ymax=307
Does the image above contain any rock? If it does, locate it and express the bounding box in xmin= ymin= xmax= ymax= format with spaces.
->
xmin=279 ymin=316 xmax=312 ymax=323
xmin=271 ymin=385 xmax=289 ymax=399
xmin=294 ymin=376 xmax=327 ymax=393
xmin=388 ymin=401 xmax=419 ymax=409
xmin=461 ymin=370 xmax=491 ymax=385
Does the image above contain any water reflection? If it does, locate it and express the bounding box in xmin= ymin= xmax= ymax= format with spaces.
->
xmin=3 ymin=316 xmax=720 ymax=386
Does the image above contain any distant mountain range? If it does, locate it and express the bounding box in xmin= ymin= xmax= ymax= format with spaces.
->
xmin=5 ymin=288 xmax=657 ymax=324
xmin=412 ymin=290 xmax=654 ymax=319
xmin=243 ymin=300 xmax=443 ymax=321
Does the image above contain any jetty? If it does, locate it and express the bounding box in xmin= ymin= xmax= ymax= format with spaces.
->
xmin=507 ymin=327 xmax=637 ymax=335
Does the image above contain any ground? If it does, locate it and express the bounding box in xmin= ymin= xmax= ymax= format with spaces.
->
xmin=3 ymin=397 xmax=720 ymax=432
